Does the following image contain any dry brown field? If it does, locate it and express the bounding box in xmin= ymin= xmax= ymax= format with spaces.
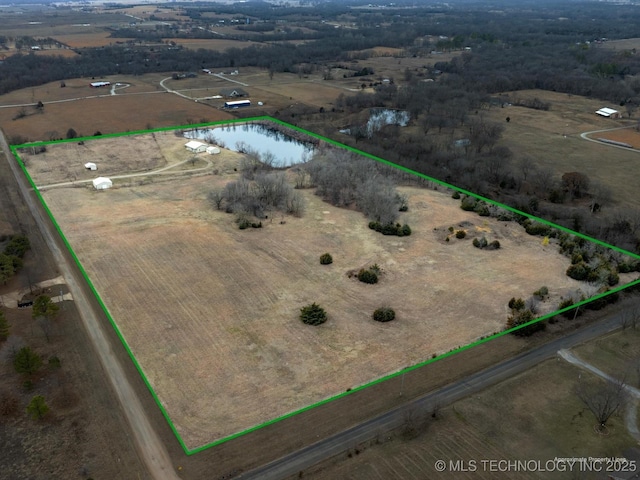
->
xmin=592 ymin=127 xmax=640 ymax=148
xmin=298 ymin=355 xmax=637 ymax=480
xmin=1 ymin=91 xmax=233 ymax=142
xmin=166 ymin=38 xmax=258 ymax=51
xmin=52 ymin=31 xmax=132 ymax=48
xmin=480 ymin=89 xmax=640 ymax=209
xmin=600 ymin=38 xmax=640 ymax=51
xmin=23 ymin=129 xmax=596 ymax=450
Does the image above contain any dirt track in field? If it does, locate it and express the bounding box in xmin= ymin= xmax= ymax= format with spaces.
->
xmin=26 ymin=132 xmax=593 ymax=450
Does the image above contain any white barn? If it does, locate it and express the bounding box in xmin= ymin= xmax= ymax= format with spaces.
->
xmin=596 ymin=107 xmax=621 ymax=118
xmin=92 ymin=177 xmax=112 ymax=190
xmin=185 ymin=140 xmax=208 ymax=153
xmin=84 ymin=162 xmax=97 ymax=171
xmin=206 ymin=146 xmax=221 ymax=155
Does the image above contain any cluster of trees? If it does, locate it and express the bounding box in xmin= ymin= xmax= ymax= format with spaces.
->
xmin=209 ymin=171 xmax=305 ymax=223
xmin=0 ymin=234 xmax=30 ymax=285
xmin=305 ymin=150 xmax=411 ymax=230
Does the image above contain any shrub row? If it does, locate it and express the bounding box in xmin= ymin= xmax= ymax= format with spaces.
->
xmin=368 ymin=221 xmax=411 ymax=237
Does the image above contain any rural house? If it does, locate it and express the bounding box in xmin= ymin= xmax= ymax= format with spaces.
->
xmin=595 ymin=107 xmax=621 ymax=118
xmin=185 ymin=140 xmax=208 ymax=153
xmin=92 ymin=177 xmax=112 ymax=190
xmin=220 ymin=87 xmax=248 ymax=98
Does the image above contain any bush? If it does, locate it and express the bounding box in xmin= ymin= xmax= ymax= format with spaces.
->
xmin=508 ymin=297 xmax=525 ymax=311
xmin=460 ymin=196 xmax=477 ymax=211
xmin=566 ymin=262 xmax=590 ymax=281
xmin=357 ymin=268 xmax=378 ymax=284
xmin=452 ymin=191 xmax=461 ymax=199
xmin=533 ymin=286 xmax=549 ymax=299
xmin=455 ymin=230 xmax=466 ymax=239
xmin=506 ymin=308 xmax=545 ymax=336
xmin=473 ymin=237 xmax=488 ymax=249
xmin=558 ymin=298 xmax=583 ymax=319
xmin=525 ymin=222 xmax=551 ymax=236
xmin=488 ymin=240 xmax=501 ymax=250
xmin=300 ymin=303 xmax=327 ymax=326
xmin=372 ymin=307 xmax=396 ymax=322
xmin=368 ymin=221 xmax=411 ymax=237
xmin=319 ymin=253 xmax=333 ymax=265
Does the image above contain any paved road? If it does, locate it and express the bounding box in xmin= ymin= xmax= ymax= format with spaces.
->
xmin=0 ymin=132 xmax=179 ymax=479
xmin=238 ymin=308 xmax=634 ymax=480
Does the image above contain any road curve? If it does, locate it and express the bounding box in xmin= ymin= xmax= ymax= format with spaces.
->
xmin=0 ymin=131 xmax=180 ymax=480
xmin=237 ymin=308 xmax=634 ymax=480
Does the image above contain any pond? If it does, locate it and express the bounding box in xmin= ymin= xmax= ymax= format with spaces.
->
xmin=339 ymin=108 xmax=410 ymax=138
xmin=185 ymin=123 xmax=314 ymax=167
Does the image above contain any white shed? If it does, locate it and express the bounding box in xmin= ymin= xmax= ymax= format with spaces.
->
xmin=185 ymin=140 xmax=207 ymax=153
xmin=92 ymin=177 xmax=112 ymax=190
xmin=84 ymin=162 xmax=97 ymax=171
xmin=206 ymin=146 xmax=221 ymax=155
xmin=596 ymin=107 xmax=621 ymax=118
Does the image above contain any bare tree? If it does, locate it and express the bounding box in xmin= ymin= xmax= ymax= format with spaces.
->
xmin=575 ymin=377 xmax=627 ymax=432
xmin=208 ymin=189 xmax=224 ymax=210
xmin=620 ymin=306 xmax=640 ymax=330
xmin=531 ymin=167 xmax=555 ymax=197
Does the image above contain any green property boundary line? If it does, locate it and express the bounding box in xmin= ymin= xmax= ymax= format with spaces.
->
xmin=10 ymin=116 xmax=640 ymax=456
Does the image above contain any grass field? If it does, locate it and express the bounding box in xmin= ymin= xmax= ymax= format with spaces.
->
xmin=21 ymin=126 xmax=612 ymax=450
xmin=298 ymin=356 xmax=636 ymax=480
xmin=480 ymin=90 xmax=640 ymax=210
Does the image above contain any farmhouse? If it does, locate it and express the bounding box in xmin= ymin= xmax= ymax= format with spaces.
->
xmin=595 ymin=107 xmax=621 ymax=118
xmin=90 ymin=81 xmax=111 ymax=88
xmin=206 ymin=146 xmax=221 ymax=155
xmin=220 ymin=87 xmax=248 ymax=98
xmin=92 ymin=177 xmax=112 ymax=190
xmin=185 ymin=140 xmax=208 ymax=153
xmin=224 ymin=100 xmax=251 ymax=109
xmin=84 ymin=162 xmax=97 ymax=171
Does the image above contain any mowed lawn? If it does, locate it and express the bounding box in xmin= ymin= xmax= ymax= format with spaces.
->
xmin=30 ymin=132 xmax=593 ymax=449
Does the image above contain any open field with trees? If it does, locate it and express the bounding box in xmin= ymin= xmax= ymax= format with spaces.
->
xmin=296 ymin=352 xmax=638 ymax=480
xmin=23 ymin=128 xmax=634 ymax=449
xmin=3 ymin=0 xmax=640 ymax=476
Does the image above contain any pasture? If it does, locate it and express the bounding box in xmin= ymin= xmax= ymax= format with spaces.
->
xmin=23 ymin=126 xmax=598 ymax=450
xmin=479 ymin=90 xmax=640 ymax=210
xmin=299 ymin=354 xmax=636 ymax=480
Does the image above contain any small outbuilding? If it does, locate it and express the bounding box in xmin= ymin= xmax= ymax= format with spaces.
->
xmin=92 ymin=177 xmax=112 ymax=190
xmin=185 ymin=140 xmax=208 ymax=153
xmin=84 ymin=162 xmax=97 ymax=171
xmin=206 ymin=146 xmax=221 ymax=155
xmin=596 ymin=107 xmax=621 ymax=118
xmin=220 ymin=87 xmax=248 ymax=98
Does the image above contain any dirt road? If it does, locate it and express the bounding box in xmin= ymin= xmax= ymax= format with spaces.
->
xmin=1 ymin=131 xmax=180 ymax=480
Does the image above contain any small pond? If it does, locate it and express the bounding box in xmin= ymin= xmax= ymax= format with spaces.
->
xmin=340 ymin=108 xmax=410 ymax=138
xmin=185 ymin=123 xmax=314 ymax=167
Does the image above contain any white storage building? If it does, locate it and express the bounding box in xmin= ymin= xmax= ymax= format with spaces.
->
xmin=185 ymin=140 xmax=208 ymax=153
xmin=84 ymin=162 xmax=97 ymax=171
xmin=595 ymin=107 xmax=621 ymax=118
xmin=92 ymin=177 xmax=112 ymax=190
xmin=206 ymin=146 xmax=221 ymax=155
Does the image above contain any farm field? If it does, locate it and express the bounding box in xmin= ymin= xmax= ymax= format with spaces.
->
xmin=1 ymin=90 xmax=233 ymax=142
xmin=19 ymin=125 xmax=626 ymax=450
xmin=167 ymin=38 xmax=259 ymax=51
xmin=590 ymin=127 xmax=640 ymax=148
